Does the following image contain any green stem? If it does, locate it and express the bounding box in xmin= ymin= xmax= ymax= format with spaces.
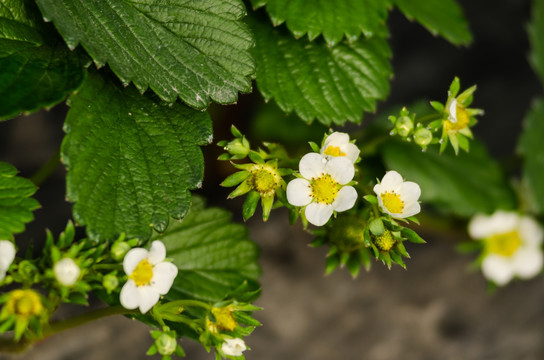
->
xmin=416 ymin=113 xmax=443 ymax=124
xmin=0 ymin=305 xmax=138 ymax=354
xmin=30 ymin=148 xmax=61 ymax=186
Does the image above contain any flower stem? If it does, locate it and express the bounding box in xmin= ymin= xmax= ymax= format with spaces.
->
xmin=30 ymin=148 xmax=61 ymax=186
xmin=416 ymin=113 xmax=443 ymax=124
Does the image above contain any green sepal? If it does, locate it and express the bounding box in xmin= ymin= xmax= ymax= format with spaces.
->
xmin=457 ymin=133 xmax=470 ymax=152
xmin=221 ymin=171 xmax=250 ymax=187
xmin=228 ymin=178 xmax=253 ymax=199
xmin=395 ymin=241 xmax=410 ymax=258
xmin=379 ymin=251 xmax=392 ymax=270
xmin=430 ymin=101 xmax=444 ymax=112
xmin=242 ymin=191 xmax=260 ymax=221
xmin=369 ymin=218 xmax=385 ymax=236
xmin=324 ymin=253 xmax=340 ymax=275
xmin=261 ymin=194 xmax=274 ymax=222
xmin=406 ymin=216 xmax=420 ymax=225
xmin=360 ymin=248 xmax=372 ymax=271
xmin=14 ymin=316 xmax=29 ymax=341
xmin=309 ymin=237 xmax=326 ymax=248
xmin=309 ymin=141 xmax=320 ymax=153
xmin=363 ymin=227 xmax=372 ymax=247
xmin=346 ymin=254 xmax=361 ymax=278
xmin=401 ymin=228 xmax=426 ymax=244
xmin=248 ymin=151 xmax=265 ymax=164
xmin=389 ymin=250 xmax=406 ymax=269
xmin=217 ymin=153 xmax=231 ymax=161
xmin=231 ymin=125 xmax=244 ymax=138
xmin=448 ymin=77 xmax=460 ymax=98
xmin=363 ymin=194 xmax=378 ymax=205
xmin=340 ymin=252 xmax=350 ymax=267
xmin=428 ymin=119 xmax=443 ymax=130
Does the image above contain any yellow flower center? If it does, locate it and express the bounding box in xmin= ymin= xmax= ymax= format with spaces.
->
xmin=374 ymin=231 xmax=396 ymax=252
xmin=324 ymin=145 xmax=346 ymax=157
xmin=486 ymin=231 xmax=522 ymax=257
xmin=252 ymin=168 xmax=278 ymax=195
xmin=445 ymin=105 xmax=470 ymax=131
xmin=311 ymin=174 xmax=340 ymax=204
xmin=130 ymin=259 xmax=153 ymax=286
xmin=380 ymin=191 xmax=404 ymax=214
xmin=212 ymin=306 xmax=237 ymax=331
xmin=6 ymin=289 xmax=43 ymax=317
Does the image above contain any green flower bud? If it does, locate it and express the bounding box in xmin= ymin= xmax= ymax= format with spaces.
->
xmin=413 ymin=128 xmax=433 ymax=147
xmin=18 ymin=260 xmax=38 ymax=280
xmin=102 ymin=273 xmax=119 ymax=293
xmin=224 ymin=137 xmax=250 ymax=159
xmin=155 ymin=332 xmax=177 ymax=356
xmin=111 ymin=242 xmax=131 ymax=262
xmin=395 ymin=116 xmax=414 ymax=137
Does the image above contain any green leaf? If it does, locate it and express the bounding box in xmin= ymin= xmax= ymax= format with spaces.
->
xmin=35 ymin=0 xmax=255 ymax=109
xmin=381 ymin=140 xmax=516 ymax=217
xmin=393 ymin=0 xmax=472 ymax=46
xmin=0 ymin=0 xmax=85 ymax=120
xmin=62 ymin=71 xmax=212 ymax=242
xmin=155 ymin=196 xmax=260 ymax=302
xmin=519 ymin=99 xmax=544 ymax=214
xmin=0 ymin=162 xmax=40 ymax=239
xmin=248 ymin=14 xmax=392 ymax=126
xmin=250 ymin=0 xmax=389 ymax=46
xmin=529 ymin=0 xmax=544 ymax=84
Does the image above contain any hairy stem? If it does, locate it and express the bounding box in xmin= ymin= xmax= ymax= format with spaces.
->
xmin=30 ymin=148 xmax=61 ymax=186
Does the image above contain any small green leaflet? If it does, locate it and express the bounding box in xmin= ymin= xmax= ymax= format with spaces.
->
xmin=249 ymin=14 xmax=392 ymax=126
xmin=393 ymin=0 xmax=472 ymax=46
xmin=528 ymin=0 xmax=544 ymax=84
xmin=62 ymin=71 xmax=212 ymax=242
xmin=0 ymin=0 xmax=85 ymax=120
xmin=518 ymin=99 xmax=544 ymax=214
xmin=250 ymin=0 xmax=389 ymax=46
xmin=156 ymin=196 xmax=261 ymax=302
xmin=381 ymin=140 xmax=516 ymax=217
xmin=0 ymin=162 xmax=40 ymax=239
xmin=35 ymin=0 xmax=255 ymax=109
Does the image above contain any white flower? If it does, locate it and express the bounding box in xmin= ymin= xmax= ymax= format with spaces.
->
xmin=468 ymin=211 xmax=543 ymax=286
xmin=320 ymin=132 xmax=360 ymax=163
xmin=447 ymin=98 xmax=459 ymax=123
xmin=221 ymin=338 xmax=247 ymax=357
xmin=0 ymin=240 xmax=16 ymax=281
xmin=286 ymin=153 xmax=357 ymax=226
xmin=373 ymin=170 xmax=421 ymax=219
xmin=54 ymin=258 xmax=81 ymax=287
xmin=120 ymin=240 xmax=178 ymax=313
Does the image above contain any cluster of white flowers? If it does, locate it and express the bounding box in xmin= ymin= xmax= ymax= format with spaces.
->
xmin=286 ymin=132 xmax=421 ymax=226
xmin=0 ymin=240 xmax=15 ymax=281
xmin=120 ymin=240 xmax=178 ymax=313
xmin=468 ymin=211 xmax=543 ymax=286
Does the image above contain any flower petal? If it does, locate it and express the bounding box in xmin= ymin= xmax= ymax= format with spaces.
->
xmin=512 ymin=247 xmax=543 ymax=279
xmin=323 ymin=132 xmax=349 ymax=148
xmin=137 ymin=286 xmax=160 ymax=314
xmin=400 ymin=202 xmax=421 ymax=218
xmin=148 ymin=240 xmax=166 ymax=265
xmin=340 ymin=143 xmax=360 ymax=163
xmin=123 ymin=248 xmax=149 ymax=275
xmin=468 ymin=211 xmax=518 ymax=239
xmin=151 ymin=262 xmax=178 ymax=295
xmin=332 ymin=186 xmax=357 ymax=212
xmin=299 ymin=153 xmax=326 ymax=179
xmin=519 ymin=216 xmax=543 ymax=246
xmin=380 ymin=171 xmax=404 ymax=190
xmin=286 ymin=178 xmax=312 ymax=206
xmin=448 ymin=98 xmax=458 ymax=122
xmin=399 ymin=181 xmax=421 ymax=203
xmin=0 ymin=240 xmax=15 ymax=270
xmin=324 ymin=157 xmax=354 ymax=185
xmin=305 ymin=202 xmax=333 ymax=227
xmin=481 ymin=255 xmax=514 ymax=286
xmin=120 ymin=280 xmax=139 ymax=310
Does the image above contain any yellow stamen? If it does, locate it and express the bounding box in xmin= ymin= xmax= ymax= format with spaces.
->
xmin=252 ymin=168 xmax=278 ymax=196
xmin=212 ymin=306 xmax=237 ymax=331
xmin=486 ymin=231 xmax=522 ymax=257
xmin=324 ymin=145 xmax=346 ymax=157
xmin=445 ymin=105 xmax=470 ymax=131
xmin=130 ymin=259 xmax=153 ymax=286
xmin=380 ymin=191 xmax=404 ymax=214
xmin=311 ymin=174 xmax=340 ymax=204
xmin=6 ymin=289 xmax=43 ymax=318
xmin=374 ymin=231 xmax=396 ymax=252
